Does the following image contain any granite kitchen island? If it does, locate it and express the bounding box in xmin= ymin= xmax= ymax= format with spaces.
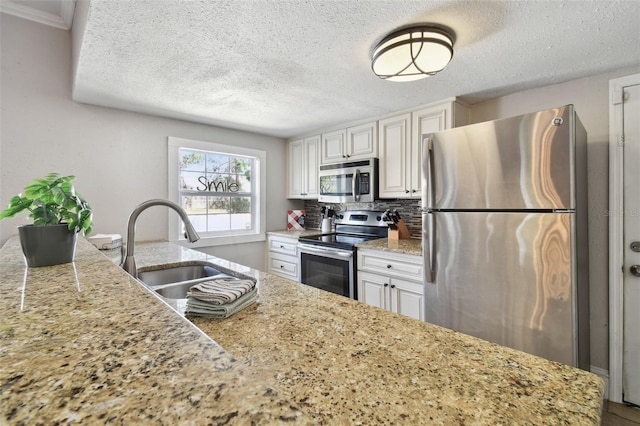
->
xmin=1 ymin=237 xmax=604 ymax=424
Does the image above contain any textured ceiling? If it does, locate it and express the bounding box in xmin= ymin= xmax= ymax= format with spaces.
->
xmin=71 ymin=0 xmax=640 ymax=138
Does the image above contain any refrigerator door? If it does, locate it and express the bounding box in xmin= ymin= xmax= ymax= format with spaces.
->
xmin=423 ymin=105 xmax=575 ymax=210
xmin=423 ymin=211 xmax=579 ymax=367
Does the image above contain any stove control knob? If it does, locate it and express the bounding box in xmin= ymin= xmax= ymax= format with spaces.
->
xmin=376 ymin=216 xmax=382 ymax=221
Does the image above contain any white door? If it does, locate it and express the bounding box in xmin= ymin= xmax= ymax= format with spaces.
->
xmin=623 ymin=82 xmax=640 ymax=406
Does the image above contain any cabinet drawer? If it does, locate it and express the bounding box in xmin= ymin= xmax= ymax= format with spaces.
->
xmin=268 ymin=236 xmax=298 ymax=256
xmin=358 ymin=249 xmax=423 ymax=282
xmin=268 ymin=254 xmax=298 ymax=280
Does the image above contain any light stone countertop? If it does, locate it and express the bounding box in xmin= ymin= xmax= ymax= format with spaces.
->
xmin=267 ymin=229 xmax=325 ymax=239
xmin=268 ymin=229 xmax=424 ymax=256
xmin=357 ymin=237 xmax=423 ymax=256
xmin=0 ymin=237 xmax=312 ymax=424
xmin=1 ymin=237 xmax=604 ymax=424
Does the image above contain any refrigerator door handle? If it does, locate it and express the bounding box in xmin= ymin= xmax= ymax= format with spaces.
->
xmin=426 ymin=212 xmax=436 ymax=282
xmin=426 ymin=138 xmax=435 ymax=209
xmin=424 ymin=138 xmax=436 ymax=282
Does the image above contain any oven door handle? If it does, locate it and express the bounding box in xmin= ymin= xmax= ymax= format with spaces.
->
xmin=298 ymin=244 xmax=354 ymax=258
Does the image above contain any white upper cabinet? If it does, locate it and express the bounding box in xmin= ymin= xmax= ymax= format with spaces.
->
xmin=346 ymin=122 xmax=378 ymax=160
xmin=379 ymin=100 xmax=469 ymax=199
xmin=320 ymin=129 xmax=347 ymax=164
xmin=321 ymin=121 xmax=377 ymax=164
xmin=286 ymin=98 xmax=467 ymax=200
xmin=287 ymin=135 xmax=319 ymax=199
xmin=378 ymin=113 xmax=411 ymax=198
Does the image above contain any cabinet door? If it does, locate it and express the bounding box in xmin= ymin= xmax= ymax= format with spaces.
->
xmin=304 ymin=135 xmax=320 ymax=197
xmin=378 ymin=113 xmax=411 ymax=198
xmin=287 ymin=139 xmax=304 ymax=198
xmin=357 ymin=271 xmax=389 ymax=310
xmin=390 ymin=278 xmax=424 ymax=321
xmin=321 ymin=129 xmax=347 ymax=164
xmin=268 ymin=252 xmax=299 ymax=280
xmin=410 ymin=104 xmax=451 ymax=197
xmin=346 ymin=122 xmax=377 ymax=160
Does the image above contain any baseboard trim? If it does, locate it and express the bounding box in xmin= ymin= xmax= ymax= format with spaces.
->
xmin=591 ymin=366 xmax=610 ymax=400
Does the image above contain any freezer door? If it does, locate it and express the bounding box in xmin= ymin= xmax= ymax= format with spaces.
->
xmin=424 ymin=211 xmax=581 ymax=367
xmin=423 ymin=105 xmax=575 ymax=210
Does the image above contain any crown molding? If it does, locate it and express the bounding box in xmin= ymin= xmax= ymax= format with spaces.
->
xmin=1 ymin=0 xmax=76 ymax=30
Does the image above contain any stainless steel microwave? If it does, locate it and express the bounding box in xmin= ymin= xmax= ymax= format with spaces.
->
xmin=318 ymin=158 xmax=378 ymax=203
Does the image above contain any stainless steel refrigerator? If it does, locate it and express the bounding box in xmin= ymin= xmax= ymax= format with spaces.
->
xmin=421 ymin=105 xmax=589 ymax=369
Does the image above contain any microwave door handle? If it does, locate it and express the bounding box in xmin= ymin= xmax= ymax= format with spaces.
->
xmin=353 ymin=169 xmax=360 ymax=201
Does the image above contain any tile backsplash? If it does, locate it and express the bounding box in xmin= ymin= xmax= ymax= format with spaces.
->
xmin=303 ymin=199 xmax=422 ymax=237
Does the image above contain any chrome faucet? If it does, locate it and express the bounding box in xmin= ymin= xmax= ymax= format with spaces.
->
xmin=121 ymin=199 xmax=200 ymax=278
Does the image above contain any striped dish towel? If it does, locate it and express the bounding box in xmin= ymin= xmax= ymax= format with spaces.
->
xmin=186 ymin=288 xmax=258 ymax=318
xmin=187 ymin=278 xmax=256 ymax=305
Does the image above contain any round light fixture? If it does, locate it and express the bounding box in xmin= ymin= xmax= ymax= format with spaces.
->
xmin=371 ymin=25 xmax=454 ymax=82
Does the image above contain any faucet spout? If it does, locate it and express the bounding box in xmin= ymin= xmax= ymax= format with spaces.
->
xmin=121 ymin=199 xmax=200 ymax=278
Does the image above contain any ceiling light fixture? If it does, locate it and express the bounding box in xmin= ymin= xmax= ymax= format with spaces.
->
xmin=371 ymin=25 xmax=454 ymax=82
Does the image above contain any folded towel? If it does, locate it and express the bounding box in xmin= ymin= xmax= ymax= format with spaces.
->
xmin=187 ymin=278 xmax=256 ymax=305
xmin=185 ymin=288 xmax=258 ymax=318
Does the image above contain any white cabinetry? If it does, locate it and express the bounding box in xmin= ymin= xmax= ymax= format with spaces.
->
xmin=321 ymin=121 xmax=377 ymax=164
xmin=357 ymin=249 xmax=424 ymax=320
xmin=287 ymin=135 xmax=319 ymax=199
xmin=378 ymin=100 xmax=469 ymax=198
xmin=378 ymin=113 xmax=411 ymax=198
xmin=267 ymin=235 xmax=299 ymax=280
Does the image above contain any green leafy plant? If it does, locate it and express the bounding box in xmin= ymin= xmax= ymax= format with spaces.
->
xmin=0 ymin=173 xmax=93 ymax=234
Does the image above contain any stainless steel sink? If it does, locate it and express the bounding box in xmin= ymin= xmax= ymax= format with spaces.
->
xmin=137 ymin=263 xmax=230 ymax=287
xmin=137 ymin=261 xmax=247 ymax=302
xmin=151 ymin=281 xmax=198 ymax=299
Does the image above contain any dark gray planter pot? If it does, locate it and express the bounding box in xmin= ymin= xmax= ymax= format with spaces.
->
xmin=18 ymin=224 xmax=77 ymax=267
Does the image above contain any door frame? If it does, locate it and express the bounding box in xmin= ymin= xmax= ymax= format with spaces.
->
xmin=609 ymin=72 xmax=640 ymax=404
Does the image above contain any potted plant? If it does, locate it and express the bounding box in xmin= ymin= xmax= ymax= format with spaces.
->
xmin=0 ymin=173 xmax=93 ymax=267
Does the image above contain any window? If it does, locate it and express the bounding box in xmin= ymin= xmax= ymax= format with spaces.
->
xmin=168 ymin=137 xmax=266 ymax=247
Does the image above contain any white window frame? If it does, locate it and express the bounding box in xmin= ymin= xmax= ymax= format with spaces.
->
xmin=168 ymin=136 xmax=266 ymax=247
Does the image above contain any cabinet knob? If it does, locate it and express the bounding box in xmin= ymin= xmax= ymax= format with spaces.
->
xmin=405 ymin=190 xmax=410 ymax=194
xmin=390 ymin=284 xmax=396 ymax=289
xmin=384 ymin=283 xmax=389 ymax=287
xmin=386 ymin=264 xmax=392 ymax=268
xmin=280 ymin=265 xmax=284 ymax=268
xmin=411 ymin=189 xmax=417 ymax=193
xmin=280 ymin=245 xmax=285 ymax=248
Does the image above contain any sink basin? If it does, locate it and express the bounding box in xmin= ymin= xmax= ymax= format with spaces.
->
xmin=154 ymin=281 xmax=205 ymax=299
xmin=138 ymin=263 xmax=230 ymax=287
xmin=136 ymin=261 xmax=240 ymax=300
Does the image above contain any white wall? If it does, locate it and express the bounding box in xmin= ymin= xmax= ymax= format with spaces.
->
xmin=0 ymin=14 xmax=302 ymax=270
xmin=469 ymin=66 xmax=640 ymax=372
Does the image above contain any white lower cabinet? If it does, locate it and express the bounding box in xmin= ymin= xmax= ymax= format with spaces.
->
xmin=357 ymin=249 xmax=424 ymax=321
xmin=267 ymin=235 xmax=299 ymax=281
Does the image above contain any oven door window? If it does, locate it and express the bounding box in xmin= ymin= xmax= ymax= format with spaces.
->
xmin=299 ymin=252 xmax=354 ymax=298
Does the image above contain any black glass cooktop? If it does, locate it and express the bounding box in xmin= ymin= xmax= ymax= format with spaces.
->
xmin=298 ymin=233 xmax=382 ymax=250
